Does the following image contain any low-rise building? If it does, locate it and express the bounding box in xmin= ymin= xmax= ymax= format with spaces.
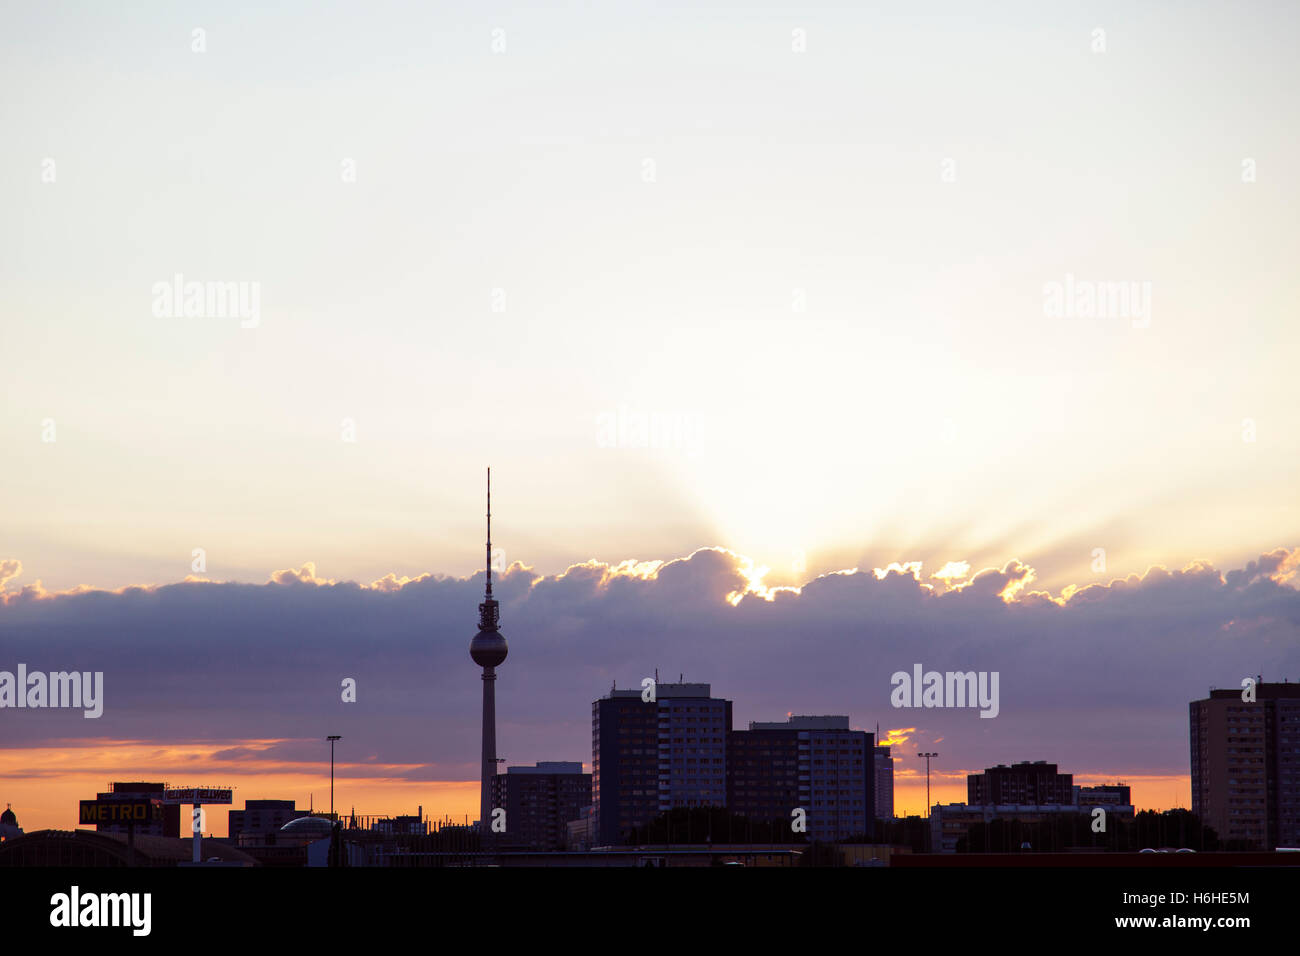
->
xmin=931 ymin=801 xmax=1136 ymax=853
xmin=1076 ymin=784 xmax=1132 ymax=807
xmin=228 ymin=799 xmax=307 ymax=842
xmin=968 ymin=761 xmax=1073 ymax=806
xmin=89 ymin=782 xmax=180 ymax=838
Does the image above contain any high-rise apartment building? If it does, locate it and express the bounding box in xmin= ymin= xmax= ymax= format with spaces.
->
xmin=1190 ymin=681 xmax=1300 ymax=849
xmin=727 ymin=724 xmax=801 ymax=829
xmin=657 ymin=687 xmax=730 ymax=813
xmin=593 ymin=683 xmax=880 ymax=845
xmin=733 ymin=716 xmax=875 ymax=842
xmin=874 ymin=745 xmax=895 ymax=820
xmin=592 ymin=682 xmax=731 ymax=846
xmin=492 ymin=761 xmax=591 ymax=850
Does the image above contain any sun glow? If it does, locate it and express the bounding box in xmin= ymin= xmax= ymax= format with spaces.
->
xmin=726 ymin=557 xmax=775 ymax=606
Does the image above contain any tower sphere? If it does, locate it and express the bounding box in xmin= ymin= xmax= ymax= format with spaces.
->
xmin=470 ymin=627 xmax=508 ymax=667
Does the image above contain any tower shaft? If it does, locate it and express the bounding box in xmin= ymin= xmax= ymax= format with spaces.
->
xmin=481 ymin=665 xmax=497 ymax=839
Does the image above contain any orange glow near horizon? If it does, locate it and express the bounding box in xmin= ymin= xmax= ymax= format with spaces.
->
xmin=890 ymin=771 xmax=1191 ymax=817
xmin=0 ymin=741 xmax=481 ymax=836
xmin=1 ymin=740 xmax=1190 ymax=837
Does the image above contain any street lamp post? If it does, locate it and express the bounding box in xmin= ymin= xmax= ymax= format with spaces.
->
xmin=917 ymin=752 xmax=939 ymax=817
xmin=328 ymin=736 xmax=342 ymax=818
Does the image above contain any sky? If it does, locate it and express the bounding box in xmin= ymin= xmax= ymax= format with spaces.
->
xmin=1 ymin=1 xmax=1298 ymax=834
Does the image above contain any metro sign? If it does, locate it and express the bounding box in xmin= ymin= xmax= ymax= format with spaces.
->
xmin=79 ymin=800 xmax=162 ymax=825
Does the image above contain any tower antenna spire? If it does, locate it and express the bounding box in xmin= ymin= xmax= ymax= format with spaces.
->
xmin=485 ymin=466 xmax=492 ymax=598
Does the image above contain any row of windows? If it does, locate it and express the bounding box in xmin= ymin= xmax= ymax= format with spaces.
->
xmin=662 ymin=705 xmax=725 ymax=713
xmin=661 ymin=741 xmax=725 ymax=748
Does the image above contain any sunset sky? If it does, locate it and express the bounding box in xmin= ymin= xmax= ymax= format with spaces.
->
xmin=2 ymin=2 xmax=1298 ymax=835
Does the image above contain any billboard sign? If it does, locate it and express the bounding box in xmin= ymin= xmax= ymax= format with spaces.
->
xmin=164 ymin=787 xmax=233 ymax=804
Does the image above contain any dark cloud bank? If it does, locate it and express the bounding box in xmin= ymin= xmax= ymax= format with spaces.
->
xmin=1 ymin=548 xmax=1297 ymax=781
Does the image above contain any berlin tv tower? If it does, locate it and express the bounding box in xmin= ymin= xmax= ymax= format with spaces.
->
xmin=469 ymin=468 xmax=508 ymax=839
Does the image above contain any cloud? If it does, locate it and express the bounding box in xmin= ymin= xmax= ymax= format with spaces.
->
xmin=879 ymin=727 xmax=916 ymax=747
xmin=1225 ymin=547 xmax=1300 ymax=589
xmin=0 ymin=547 xmax=1297 ymax=787
xmin=0 ymin=559 xmax=21 ymax=590
xmin=269 ymin=562 xmax=335 ymax=586
xmin=946 ymin=559 xmax=1037 ymax=603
